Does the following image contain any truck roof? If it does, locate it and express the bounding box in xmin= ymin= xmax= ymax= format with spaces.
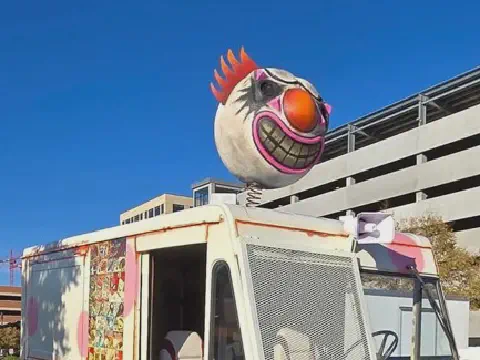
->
xmin=22 ymin=204 xmax=349 ymax=258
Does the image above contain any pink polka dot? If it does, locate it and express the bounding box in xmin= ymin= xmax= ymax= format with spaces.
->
xmin=123 ymin=243 xmax=137 ymax=316
xmin=386 ymin=233 xmax=425 ymax=274
xmin=27 ymin=296 xmax=39 ymax=337
xmin=77 ymin=311 xmax=89 ymax=358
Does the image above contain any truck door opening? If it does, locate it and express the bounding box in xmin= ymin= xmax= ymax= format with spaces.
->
xmin=149 ymin=244 xmax=207 ymax=358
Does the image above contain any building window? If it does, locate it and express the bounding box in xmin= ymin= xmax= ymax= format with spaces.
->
xmin=210 ymin=262 xmax=244 ymax=360
xmin=125 ymin=219 xmax=131 ymax=224
xmin=154 ymin=205 xmax=164 ymax=216
xmin=121 ymin=220 xmax=125 ymax=225
xmin=214 ymin=185 xmax=241 ymax=194
xmin=134 ymin=215 xmax=140 ymax=222
xmin=149 ymin=208 xmax=154 ymax=218
xmin=173 ymin=204 xmax=185 ymax=213
xmin=194 ymin=187 xmax=209 ymax=207
xmin=140 ymin=213 xmax=143 ymax=220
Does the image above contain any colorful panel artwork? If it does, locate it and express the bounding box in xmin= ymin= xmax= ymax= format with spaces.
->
xmin=88 ymin=238 xmax=126 ymax=359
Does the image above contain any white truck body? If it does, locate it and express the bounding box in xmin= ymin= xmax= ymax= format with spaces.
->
xmin=20 ymin=204 xmax=457 ymax=360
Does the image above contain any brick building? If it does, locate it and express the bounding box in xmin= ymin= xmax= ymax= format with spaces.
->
xmin=0 ymin=286 xmax=21 ymax=325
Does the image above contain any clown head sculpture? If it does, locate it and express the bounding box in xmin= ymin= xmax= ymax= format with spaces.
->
xmin=211 ymin=48 xmax=331 ymax=189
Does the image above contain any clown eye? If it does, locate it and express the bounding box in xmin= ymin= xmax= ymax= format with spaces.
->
xmin=259 ymin=80 xmax=281 ymax=98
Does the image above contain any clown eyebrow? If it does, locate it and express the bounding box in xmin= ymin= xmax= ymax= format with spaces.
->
xmin=263 ymin=69 xmax=323 ymax=102
xmin=234 ymin=77 xmax=258 ymax=118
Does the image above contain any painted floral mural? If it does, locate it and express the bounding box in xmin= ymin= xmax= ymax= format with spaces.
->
xmin=88 ymin=238 xmax=126 ymax=360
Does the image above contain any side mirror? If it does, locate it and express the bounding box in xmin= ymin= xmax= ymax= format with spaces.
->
xmin=340 ymin=212 xmax=395 ymax=245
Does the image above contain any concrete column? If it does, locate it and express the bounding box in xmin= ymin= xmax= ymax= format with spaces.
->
xmin=346 ymin=177 xmax=356 ymax=186
xmin=416 ymin=94 xmax=429 ymax=202
xmin=346 ymin=124 xmax=356 ymax=214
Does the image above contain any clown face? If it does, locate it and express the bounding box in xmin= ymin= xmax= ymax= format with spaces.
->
xmin=211 ymin=49 xmax=330 ymax=189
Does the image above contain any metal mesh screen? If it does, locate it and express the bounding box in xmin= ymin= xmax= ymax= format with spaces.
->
xmin=246 ymin=244 xmax=372 ymax=360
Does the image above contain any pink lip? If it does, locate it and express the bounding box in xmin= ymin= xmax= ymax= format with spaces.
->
xmin=252 ymin=111 xmax=325 ymax=174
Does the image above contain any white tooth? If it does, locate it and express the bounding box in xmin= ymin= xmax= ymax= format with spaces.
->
xmin=265 ymin=139 xmax=276 ymax=152
xmin=273 ymin=147 xmax=287 ymax=161
xmin=271 ymin=127 xmax=286 ymax=143
xmin=295 ymin=158 xmax=306 ymax=168
xmin=306 ymin=155 xmax=316 ymax=165
xmin=300 ymin=145 xmax=309 ymax=156
xmin=281 ymin=137 xmax=294 ymax=151
xmin=290 ymin=143 xmax=302 ymax=156
xmin=261 ymin=120 xmax=275 ymax=133
xmin=283 ymin=154 xmax=297 ymax=168
xmin=260 ymin=128 xmax=268 ymax=141
xmin=308 ymin=144 xmax=318 ymax=155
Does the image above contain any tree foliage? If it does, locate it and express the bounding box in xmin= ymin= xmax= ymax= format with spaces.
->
xmin=0 ymin=325 xmax=20 ymax=350
xmin=397 ymin=213 xmax=480 ymax=310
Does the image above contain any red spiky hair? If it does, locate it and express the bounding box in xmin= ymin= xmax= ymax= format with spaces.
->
xmin=210 ymin=47 xmax=258 ymax=104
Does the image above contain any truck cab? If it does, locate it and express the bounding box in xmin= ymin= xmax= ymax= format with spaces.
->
xmin=21 ymin=204 xmax=459 ymax=360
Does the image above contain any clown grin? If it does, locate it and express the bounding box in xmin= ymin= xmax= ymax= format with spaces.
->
xmin=253 ymin=111 xmax=324 ymax=174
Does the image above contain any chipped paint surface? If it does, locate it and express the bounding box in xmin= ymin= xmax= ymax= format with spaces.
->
xmin=78 ymin=310 xmax=89 ymax=357
xmin=386 ymin=233 xmax=426 ymax=273
xmin=27 ymin=296 xmax=39 ymax=337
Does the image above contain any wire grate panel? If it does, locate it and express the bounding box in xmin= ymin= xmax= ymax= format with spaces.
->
xmin=246 ymin=244 xmax=373 ymax=360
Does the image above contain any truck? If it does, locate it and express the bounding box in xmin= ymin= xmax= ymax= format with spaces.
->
xmin=20 ymin=204 xmax=460 ymax=360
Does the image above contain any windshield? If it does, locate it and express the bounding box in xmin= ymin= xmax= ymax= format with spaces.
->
xmin=360 ymin=272 xmax=458 ymax=360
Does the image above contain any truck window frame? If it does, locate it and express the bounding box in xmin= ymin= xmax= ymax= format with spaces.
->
xmin=208 ymin=260 xmax=245 ymax=360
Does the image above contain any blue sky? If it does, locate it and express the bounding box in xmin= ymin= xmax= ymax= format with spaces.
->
xmin=1 ymin=1 xmax=479 ymax=285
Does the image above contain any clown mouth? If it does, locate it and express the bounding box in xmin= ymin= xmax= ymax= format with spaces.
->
xmin=254 ymin=115 xmax=323 ymax=172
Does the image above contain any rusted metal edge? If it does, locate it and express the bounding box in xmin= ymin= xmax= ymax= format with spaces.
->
xmin=387 ymin=241 xmax=432 ymax=250
xmin=234 ymin=219 xmax=349 ymax=238
xmin=23 ymin=218 xmax=224 ymax=260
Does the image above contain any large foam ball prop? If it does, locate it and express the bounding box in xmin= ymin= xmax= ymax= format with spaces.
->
xmin=211 ymin=48 xmax=331 ymax=189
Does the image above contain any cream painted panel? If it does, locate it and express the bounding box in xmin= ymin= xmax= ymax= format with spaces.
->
xmin=27 ymin=254 xmax=86 ymax=360
xmin=130 ymin=226 xmax=208 ymax=252
xmin=236 ymin=221 xmax=352 ymax=253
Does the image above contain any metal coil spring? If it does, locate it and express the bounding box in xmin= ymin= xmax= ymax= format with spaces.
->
xmin=245 ymin=183 xmax=263 ymax=207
